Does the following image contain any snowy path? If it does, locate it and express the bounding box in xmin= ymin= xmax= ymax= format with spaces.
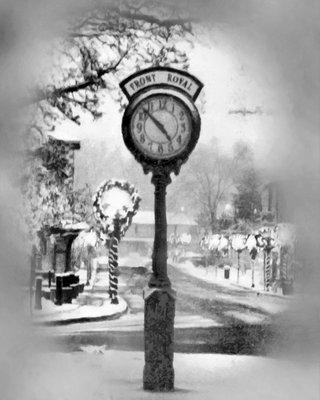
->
xmin=168 ymin=264 xmax=291 ymax=326
xmin=36 ymin=264 xmax=305 ymax=356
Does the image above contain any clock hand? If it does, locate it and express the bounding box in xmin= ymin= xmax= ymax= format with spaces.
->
xmin=143 ymin=108 xmax=171 ymax=141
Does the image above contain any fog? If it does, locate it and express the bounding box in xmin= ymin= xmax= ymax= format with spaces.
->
xmin=0 ymin=0 xmax=319 ymax=398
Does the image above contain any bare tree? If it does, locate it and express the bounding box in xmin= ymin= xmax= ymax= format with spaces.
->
xmin=26 ymin=1 xmax=193 ymax=137
xmin=168 ymin=139 xmax=253 ymax=232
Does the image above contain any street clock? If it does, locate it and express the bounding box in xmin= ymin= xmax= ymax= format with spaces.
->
xmin=120 ymin=67 xmax=203 ymax=174
xmin=119 ymin=66 xmax=203 ymax=392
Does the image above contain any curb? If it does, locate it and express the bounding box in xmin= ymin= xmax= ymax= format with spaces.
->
xmin=228 ymin=283 xmax=293 ymax=300
xmin=33 ymin=303 xmax=128 ymax=327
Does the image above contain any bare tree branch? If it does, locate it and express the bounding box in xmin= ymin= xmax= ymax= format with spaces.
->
xmin=32 ymin=50 xmax=129 ymax=105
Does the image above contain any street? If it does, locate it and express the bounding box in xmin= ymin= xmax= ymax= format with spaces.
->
xmin=38 ymin=264 xmax=304 ymax=357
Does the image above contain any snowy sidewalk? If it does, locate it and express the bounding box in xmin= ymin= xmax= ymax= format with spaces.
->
xmin=173 ymin=259 xmax=294 ymax=298
xmin=32 ymin=296 xmax=127 ymax=325
xmin=32 ymin=268 xmax=128 ymax=325
xmin=13 ymin=349 xmax=318 ymax=400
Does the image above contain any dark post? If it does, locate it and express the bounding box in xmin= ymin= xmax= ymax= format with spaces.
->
xmin=48 ymin=271 xmax=52 ymax=288
xmin=55 ymin=275 xmax=63 ymax=305
xmin=149 ymin=171 xmax=171 ymax=287
xmin=34 ymin=277 xmax=42 ymax=310
xmin=86 ymin=248 xmax=93 ymax=286
xmin=251 ymin=259 xmax=255 ymax=288
xmin=237 ymin=251 xmax=240 ymax=284
xmin=143 ymin=170 xmax=175 ymax=392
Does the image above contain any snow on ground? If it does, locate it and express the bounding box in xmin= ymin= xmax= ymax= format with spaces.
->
xmin=13 ymin=350 xmax=318 ymax=400
xmin=224 ymin=310 xmax=266 ymax=324
xmin=89 ymin=268 xmax=130 ymax=290
xmin=32 ymin=297 xmax=127 ymax=323
xmin=39 ymin=312 xmax=222 ymax=336
xmin=183 ymin=251 xmax=203 ymax=258
xmin=174 ymin=261 xmax=291 ymax=315
xmin=33 ymin=299 xmax=79 ymax=316
xmin=118 ymin=252 xmax=151 ymax=268
xmin=175 ymin=259 xmax=287 ymax=297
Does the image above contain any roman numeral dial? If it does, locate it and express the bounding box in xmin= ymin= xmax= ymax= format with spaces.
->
xmin=130 ymin=94 xmax=192 ymax=160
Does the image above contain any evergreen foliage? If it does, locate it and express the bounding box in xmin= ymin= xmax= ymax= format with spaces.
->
xmin=233 ymin=168 xmax=262 ymax=222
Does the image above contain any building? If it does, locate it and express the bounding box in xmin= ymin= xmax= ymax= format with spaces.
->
xmin=261 ymin=181 xmax=292 ymax=223
xmin=120 ymin=210 xmax=199 ymax=255
xmin=127 ymin=210 xmax=198 ymax=238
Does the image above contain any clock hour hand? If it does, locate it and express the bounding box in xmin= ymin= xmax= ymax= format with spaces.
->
xmin=143 ymin=108 xmax=171 ymax=141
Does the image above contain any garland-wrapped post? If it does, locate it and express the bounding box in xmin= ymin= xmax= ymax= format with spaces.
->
xmin=258 ymin=227 xmax=276 ymax=291
xmin=93 ymin=179 xmax=141 ymax=305
xmin=108 ymin=217 xmax=121 ymax=304
xmin=265 ymin=248 xmax=271 ymax=291
xmin=279 ymin=244 xmax=295 ymax=295
xmin=262 ymin=236 xmax=274 ymax=292
xmin=280 ymin=245 xmax=287 ymax=282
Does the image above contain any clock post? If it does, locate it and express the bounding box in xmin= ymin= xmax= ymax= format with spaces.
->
xmin=120 ymin=67 xmax=203 ymax=391
xmin=150 ymin=169 xmax=171 ymax=287
xmin=143 ymin=168 xmax=175 ymax=391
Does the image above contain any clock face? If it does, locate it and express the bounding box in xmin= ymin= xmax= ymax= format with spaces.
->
xmin=130 ymin=94 xmax=192 ymax=160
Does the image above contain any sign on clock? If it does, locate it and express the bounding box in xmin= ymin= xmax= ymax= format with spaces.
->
xmin=120 ymin=67 xmax=203 ymax=171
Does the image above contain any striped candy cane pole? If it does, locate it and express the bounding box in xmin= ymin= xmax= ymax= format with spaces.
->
xmin=265 ymin=248 xmax=271 ymax=291
xmin=108 ymin=220 xmax=121 ymax=304
xmin=280 ymin=245 xmax=287 ymax=281
xmin=263 ymin=250 xmax=266 ymax=291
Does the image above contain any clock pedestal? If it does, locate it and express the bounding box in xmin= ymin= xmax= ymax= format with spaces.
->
xmin=143 ymin=169 xmax=175 ymax=391
xmin=143 ymin=287 xmax=175 ymax=391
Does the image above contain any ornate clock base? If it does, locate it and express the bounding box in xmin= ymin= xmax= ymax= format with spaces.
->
xmin=143 ymin=287 xmax=175 ymax=391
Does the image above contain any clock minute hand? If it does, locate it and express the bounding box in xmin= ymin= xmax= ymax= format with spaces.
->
xmin=143 ymin=108 xmax=171 ymax=141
